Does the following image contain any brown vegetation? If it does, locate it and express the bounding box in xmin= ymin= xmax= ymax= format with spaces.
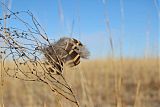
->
xmin=1 ymin=58 xmax=159 ymax=107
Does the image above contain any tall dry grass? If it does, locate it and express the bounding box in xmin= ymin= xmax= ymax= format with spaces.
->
xmin=0 ymin=1 xmax=159 ymax=107
xmin=0 ymin=58 xmax=159 ymax=107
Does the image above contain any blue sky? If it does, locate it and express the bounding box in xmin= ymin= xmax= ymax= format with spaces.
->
xmin=1 ymin=0 xmax=160 ymax=59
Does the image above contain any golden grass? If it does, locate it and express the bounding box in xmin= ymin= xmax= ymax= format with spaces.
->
xmin=0 ymin=58 xmax=160 ymax=107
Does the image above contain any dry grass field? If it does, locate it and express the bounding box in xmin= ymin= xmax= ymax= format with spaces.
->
xmin=0 ymin=1 xmax=159 ymax=107
xmin=0 ymin=58 xmax=159 ymax=107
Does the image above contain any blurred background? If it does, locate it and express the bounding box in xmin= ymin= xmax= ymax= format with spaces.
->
xmin=0 ymin=0 xmax=160 ymax=107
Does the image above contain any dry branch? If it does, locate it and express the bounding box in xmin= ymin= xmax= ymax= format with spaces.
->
xmin=0 ymin=2 xmax=90 ymax=107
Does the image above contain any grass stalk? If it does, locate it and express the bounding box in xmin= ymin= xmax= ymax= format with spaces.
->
xmin=134 ymin=80 xmax=141 ymax=107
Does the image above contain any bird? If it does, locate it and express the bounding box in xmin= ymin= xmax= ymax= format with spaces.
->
xmin=41 ymin=37 xmax=90 ymax=74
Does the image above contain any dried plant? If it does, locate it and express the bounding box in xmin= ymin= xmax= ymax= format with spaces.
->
xmin=0 ymin=2 xmax=89 ymax=107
